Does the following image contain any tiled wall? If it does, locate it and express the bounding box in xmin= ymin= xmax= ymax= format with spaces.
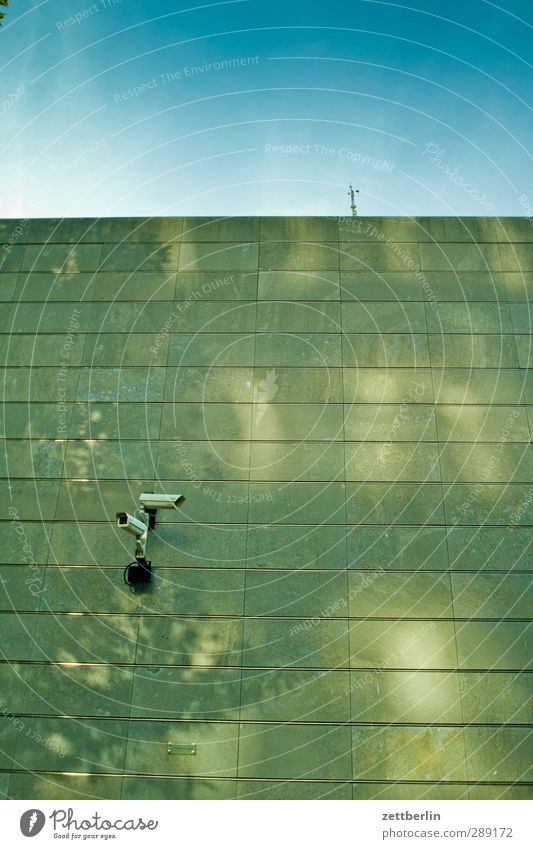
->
xmin=0 ymin=216 xmax=532 ymax=800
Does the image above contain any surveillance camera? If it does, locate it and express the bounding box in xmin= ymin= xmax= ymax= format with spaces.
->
xmin=116 ymin=492 xmax=188 ymax=588
xmin=139 ymin=493 xmax=185 ymax=510
xmin=116 ymin=512 xmax=148 ymax=539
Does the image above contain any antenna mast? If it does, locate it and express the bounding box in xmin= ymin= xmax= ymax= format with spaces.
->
xmin=348 ymin=185 xmax=359 ymax=216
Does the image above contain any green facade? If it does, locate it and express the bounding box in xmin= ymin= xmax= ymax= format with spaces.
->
xmin=0 ymin=215 xmax=531 ymax=800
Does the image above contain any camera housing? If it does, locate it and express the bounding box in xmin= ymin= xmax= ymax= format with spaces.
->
xmin=115 ymin=512 xmax=148 ymax=538
xmin=139 ymin=493 xmax=185 ymax=510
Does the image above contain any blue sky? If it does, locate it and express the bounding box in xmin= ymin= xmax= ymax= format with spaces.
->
xmin=1 ymin=0 xmax=532 ymax=216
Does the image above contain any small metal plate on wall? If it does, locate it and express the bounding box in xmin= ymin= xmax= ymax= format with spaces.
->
xmin=167 ymin=742 xmax=196 ymax=755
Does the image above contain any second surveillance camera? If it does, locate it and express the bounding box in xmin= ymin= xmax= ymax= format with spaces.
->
xmin=116 ymin=512 xmax=148 ymax=539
